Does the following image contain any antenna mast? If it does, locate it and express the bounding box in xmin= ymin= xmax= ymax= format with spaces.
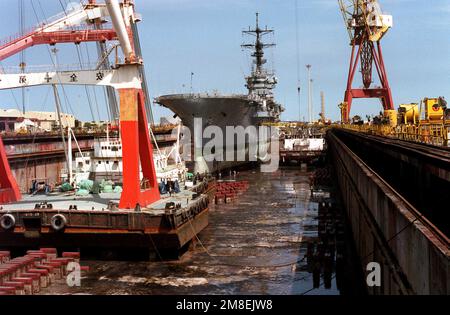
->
xmin=295 ymin=0 xmax=301 ymax=122
xmin=306 ymin=64 xmax=312 ymax=123
xmin=241 ymin=13 xmax=275 ymax=74
xmin=320 ymin=91 xmax=326 ymax=123
xmin=240 ymin=13 xmax=283 ymax=121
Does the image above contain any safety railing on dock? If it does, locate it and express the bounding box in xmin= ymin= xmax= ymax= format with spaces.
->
xmin=335 ymin=122 xmax=450 ymax=147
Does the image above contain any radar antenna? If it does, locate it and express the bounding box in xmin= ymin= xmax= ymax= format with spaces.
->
xmin=241 ymin=13 xmax=275 ymax=73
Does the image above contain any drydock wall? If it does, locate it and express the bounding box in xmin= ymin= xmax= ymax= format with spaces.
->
xmin=10 ymin=158 xmax=66 ymax=193
xmin=3 ymin=135 xmax=95 ymax=193
xmin=328 ymin=129 xmax=449 ymax=295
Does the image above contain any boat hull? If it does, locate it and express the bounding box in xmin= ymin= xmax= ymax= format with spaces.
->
xmin=156 ymin=94 xmax=276 ymax=174
xmin=0 ymin=179 xmax=216 ymax=257
xmin=0 ymin=208 xmax=209 ymax=254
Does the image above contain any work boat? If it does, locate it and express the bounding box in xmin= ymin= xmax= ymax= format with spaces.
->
xmin=0 ymin=0 xmax=213 ymax=257
xmin=61 ymin=136 xmax=188 ymax=186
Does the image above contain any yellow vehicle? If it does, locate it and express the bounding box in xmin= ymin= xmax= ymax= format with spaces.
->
xmin=383 ymin=109 xmax=397 ymax=127
xmin=421 ymin=97 xmax=445 ymax=121
xmin=398 ymin=103 xmax=419 ymax=125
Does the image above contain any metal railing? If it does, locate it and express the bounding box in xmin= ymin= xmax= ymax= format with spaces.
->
xmin=0 ymin=21 xmax=115 ymax=49
xmin=0 ymin=62 xmax=100 ymax=74
xmin=336 ymin=122 xmax=450 ymax=147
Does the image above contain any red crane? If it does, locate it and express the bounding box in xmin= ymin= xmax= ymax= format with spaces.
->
xmin=0 ymin=29 xmax=116 ymax=62
xmin=0 ymin=1 xmax=160 ymax=209
xmin=0 ymin=4 xmax=116 ymax=204
xmin=338 ymin=0 xmax=395 ymax=122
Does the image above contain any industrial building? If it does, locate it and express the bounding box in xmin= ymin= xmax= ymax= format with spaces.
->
xmin=0 ymin=109 xmax=76 ymax=132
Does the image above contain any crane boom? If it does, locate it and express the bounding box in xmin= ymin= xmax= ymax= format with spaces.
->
xmin=338 ymin=0 xmax=393 ymax=43
xmin=0 ymin=1 xmax=160 ymax=209
xmin=338 ymin=0 xmax=395 ymax=122
xmin=0 ymin=3 xmax=116 ymax=62
xmin=105 ymin=0 xmax=135 ymax=62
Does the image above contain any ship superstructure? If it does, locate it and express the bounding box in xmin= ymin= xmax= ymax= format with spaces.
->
xmin=62 ymin=135 xmax=188 ymax=184
xmin=242 ymin=13 xmax=282 ymax=121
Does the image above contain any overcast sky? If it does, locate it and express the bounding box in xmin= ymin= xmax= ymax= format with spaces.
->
xmin=0 ymin=0 xmax=449 ymax=122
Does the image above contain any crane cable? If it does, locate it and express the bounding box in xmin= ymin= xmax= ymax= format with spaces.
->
xmin=31 ymin=0 xmax=112 ymax=182
xmin=57 ymin=0 xmax=117 ymax=180
xmin=30 ymin=0 xmax=77 ymax=118
xmin=295 ymin=0 xmax=302 ymax=122
xmin=19 ymin=0 xmax=26 ymax=114
xmin=57 ymin=0 xmax=97 ymax=122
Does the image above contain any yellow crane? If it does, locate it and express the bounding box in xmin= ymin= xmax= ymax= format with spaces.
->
xmin=337 ymin=0 xmax=395 ymax=123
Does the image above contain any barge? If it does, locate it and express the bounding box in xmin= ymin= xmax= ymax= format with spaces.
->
xmin=0 ymin=179 xmax=213 ymax=256
xmin=0 ymin=0 xmax=213 ymax=258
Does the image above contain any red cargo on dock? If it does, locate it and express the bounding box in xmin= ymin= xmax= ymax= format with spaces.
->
xmin=214 ymin=181 xmax=249 ymax=204
xmin=11 ymin=277 xmax=33 ymax=295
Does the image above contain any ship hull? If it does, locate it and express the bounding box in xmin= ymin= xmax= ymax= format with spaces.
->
xmin=156 ymin=94 xmax=275 ymax=174
xmin=0 ymin=208 xmax=209 ymax=255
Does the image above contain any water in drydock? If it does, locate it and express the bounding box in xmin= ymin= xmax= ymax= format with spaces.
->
xmin=40 ymin=167 xmax=365 ymax=295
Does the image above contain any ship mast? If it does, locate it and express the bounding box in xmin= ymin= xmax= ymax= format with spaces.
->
xmin=241 ymin=13 xmax=277 ymax=99
xmin=241 ymin=13 xmax=275 ymax=74
xmin=241 ymin=13 xmax=283 ymax=121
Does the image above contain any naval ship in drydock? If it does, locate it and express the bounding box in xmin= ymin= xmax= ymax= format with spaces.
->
xmin=156 ymin=14 xmax=284 ymax=174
